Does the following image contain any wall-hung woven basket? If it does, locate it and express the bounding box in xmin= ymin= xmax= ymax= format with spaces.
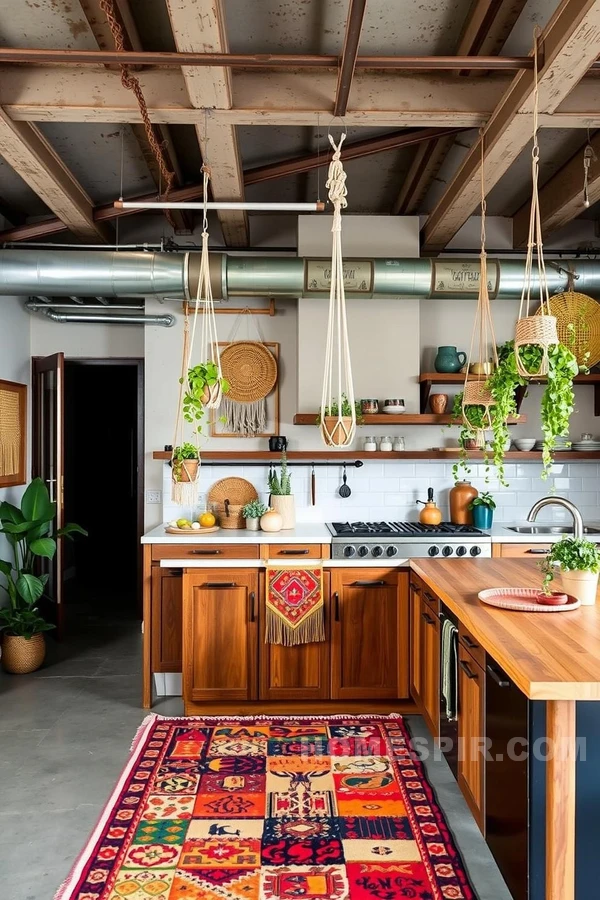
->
xmin=535 ymin=291 xmax=600 ymax=369
xmin=219 ymin=340 xmax=278 ymax=435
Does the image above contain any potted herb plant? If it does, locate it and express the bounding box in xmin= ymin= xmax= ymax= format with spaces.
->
xmin=317 ymin=394 xmax=362 ymax=447
xmin=468 ymin=491 xmax=496 ymax=530
xmin=242 ymin=500 xmax=268 ymax=532
xmin=182 ymin=362 xmax=229 ymax=437
xmin=171 ymin=442 xmax=200 ymax=484
xmin=268 ymin=450 xmax=295 ymax=529
xmin=0 ymin=478 xmax=87 ymax=673
xmin=539 ymin=537 xmax=600 ymax=605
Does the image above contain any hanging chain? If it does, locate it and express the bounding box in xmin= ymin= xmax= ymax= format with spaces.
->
xmin=99 ymin=0 xmax=177 ymax=231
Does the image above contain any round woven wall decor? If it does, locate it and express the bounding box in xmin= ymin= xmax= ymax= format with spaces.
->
xmin=535 ymin=292 xmax=600 ymax=368
xmin=207 ymin=476 xmax=258 ymax=507
xmin=220 ymin=341 xmax=277 ymax=403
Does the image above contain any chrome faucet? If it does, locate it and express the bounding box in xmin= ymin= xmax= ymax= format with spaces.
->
xmin=527 ymin=497 xmax=584 ymax=540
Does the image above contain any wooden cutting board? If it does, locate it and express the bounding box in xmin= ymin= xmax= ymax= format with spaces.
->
xmin=165 ymin=525 xmax=220 ymax=535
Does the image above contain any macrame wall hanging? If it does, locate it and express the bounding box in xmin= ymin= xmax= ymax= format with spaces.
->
xmin=219 ymin=313 xmax=278 ymax=435
xmin=461 ymin=134 xmax=499 ymax=448
xmin=319 ymin=132 xmax=357 ymax=448
xmin=514 ymin=33 xmax=559 ymax=378
xmin=170 ymin=165 xmax=223 ymax=504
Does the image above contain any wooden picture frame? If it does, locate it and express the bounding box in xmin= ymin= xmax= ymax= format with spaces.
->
xmin=210 ymin=342 xmax=280 ymax=438
xmin=0 ymin=379 xmax=27 ymax=487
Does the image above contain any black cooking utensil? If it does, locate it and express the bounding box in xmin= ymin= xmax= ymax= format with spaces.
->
xmin=311 ymin=464 xmax=316 ymax=506
xmin=338 ymin=463 xmax=351 ymax=498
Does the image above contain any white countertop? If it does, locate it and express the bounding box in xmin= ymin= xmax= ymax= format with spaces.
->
xmin=142 ymin=523 xmax=331 ymax=544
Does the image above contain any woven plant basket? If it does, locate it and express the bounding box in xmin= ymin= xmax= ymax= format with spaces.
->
xmin=462 ymin=380 xmax=495 ymax=447
xmin=220 ymin=341 xmax=277 ymax=403
xmin=213 ymin=503 xmax=245 ymax=529
xmin=320 ymin=416 xmax=355 ymax=447
xmin=515 ymin=315 xmax=559 ymax=377
xmin=535 ymin=291 xmax=600 ymax=368
xmin=2 ymin=633 xmax=45 ymax=674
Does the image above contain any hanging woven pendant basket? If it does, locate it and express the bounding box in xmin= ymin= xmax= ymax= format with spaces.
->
xmin=515 ymin=314 xmax=559 ymax=377
xmin=462 ymin=380 xmax=495 ymax=448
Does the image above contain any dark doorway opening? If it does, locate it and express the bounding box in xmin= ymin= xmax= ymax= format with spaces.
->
xmin=63 ymin=359 xmax=144 ymax=623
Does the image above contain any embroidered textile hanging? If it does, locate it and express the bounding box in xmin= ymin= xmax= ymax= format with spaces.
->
xmin=265 ymin=566 xmax=325 ymax=645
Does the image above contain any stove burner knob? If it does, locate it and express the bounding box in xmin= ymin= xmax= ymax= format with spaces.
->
xmin=442 ymin=545 xmax=453 ymax=557
xmin=372 ymin=545 xmax=384 ymax=558
xmin=456 ymin=545 xmax=467 ymax=557
xmin=358 ymin=545 xmax=370 ymax=558
xmin=470 ymin=545 xmax=482 ymax=557
xmin=343 ymin=545 xmax=356 ymax=558
xmin=386 ymin=545 xmax=398 ymax=557
xmin=428 ymin=545 xmax=440 ymax=557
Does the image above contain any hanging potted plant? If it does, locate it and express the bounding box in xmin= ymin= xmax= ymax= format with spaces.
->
xmin=486 ymin=340 xmax=524 ymax=485
xmin=171 ymin=442 xmax=200 ymax=484
xmin=0 ymin=478 xmax=87 ymax=674
xmin=451 ymin=392 xmax=489 ymax=482
xmin=183 ymin=362 xmax=229 ymax=434
xmin=268 ymin=450 xmax=295 ymax=529
xmin=539 ymin=537 xmax=600 ymax=606
xmin=317 ymin=394 xmax=363 ymax=447
xmin=468 ymin=491 xmax=496 ymax=529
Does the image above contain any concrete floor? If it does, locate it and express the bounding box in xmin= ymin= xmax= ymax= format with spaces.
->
xmin=0 ymin=613 xmax=512 ymax=900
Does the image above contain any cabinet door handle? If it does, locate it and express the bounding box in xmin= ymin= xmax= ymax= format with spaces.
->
xmin=203 ymin=582 xmax=236 ymax=588
xmin=424 ymin=591 xmax=436 ymax=604
xmin=168 ymin=570 xmax=183 ymax=577
xmin=334 ymin=592 xmax=340 ymax=621
xmin=421 ymin=612 xmax=435 ymax=625
xmin=248 ymin=591 xmax=256 ymax=622
xmin=459 ymin=659 xmax=478 ymax=680
xmin=460 ymin=634 xmax=478 ymax=650
xmin=351 ymin=580 xmax=386 ymax=587
xmin=526 ymin=548 xmax=550 ymax=554
xmin=191 ymin=549 xmax=222 ymax=555
xmin=486 ymin=663 xmax=510 ymax=688
xmin=409 ymin=582 xmax=420 ymax=593
xmin=279 ymin=548 xmax=310 ymax=555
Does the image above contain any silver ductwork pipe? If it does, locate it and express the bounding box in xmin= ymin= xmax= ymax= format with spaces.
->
xmin=25 ymin=300 xmax=174 ymax=327
xmin=3 ymin=250 xmax=600 ymax=299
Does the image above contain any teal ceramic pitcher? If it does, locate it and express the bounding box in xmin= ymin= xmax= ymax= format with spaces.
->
xmin=434 ymin=346 xmax=467 ymax=373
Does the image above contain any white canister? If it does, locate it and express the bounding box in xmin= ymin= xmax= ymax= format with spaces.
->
xmin=393 ymin=437 xmax=405 ymax=451
xmin=560 ymin=569 xmax=599 ymax=605
xmin=363 ymin=436 xmax=377 ymax=451
xmin=379 ymin=436 xmax=393 ymax=452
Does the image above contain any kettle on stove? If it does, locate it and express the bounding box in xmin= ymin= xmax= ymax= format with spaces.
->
xmin=417 ymin=487 xmax=443 ymax=526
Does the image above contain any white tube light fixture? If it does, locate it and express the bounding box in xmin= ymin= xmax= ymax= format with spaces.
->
xmin=114 ymin=200 xmax=325 ymax=212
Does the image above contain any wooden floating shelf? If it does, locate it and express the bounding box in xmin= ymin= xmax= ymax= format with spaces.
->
xmin=152 ymin=449 xmax=600 ymax=462
xmin=293 ymin=413 xmax=525 ymax=425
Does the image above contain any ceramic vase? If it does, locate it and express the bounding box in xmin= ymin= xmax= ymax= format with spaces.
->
xmin=560 ymin=569 xmax=599 ymax=605
xmin=246 ymin=517 xmax=260 ymax=531
xmin=434 ymin=346 xmax=467 ymax=373
xmin=449 ymin=481 xmax=478 ymax=524
xmin=270 ymin=495 xmax=296 ymax=529
xmin=260 ymin=509 xmax=283 ymax=533
xmin=430 ymin=393 xmax=448 ymax=414
xmin=472 ymin=505 xmax=493 ymax=530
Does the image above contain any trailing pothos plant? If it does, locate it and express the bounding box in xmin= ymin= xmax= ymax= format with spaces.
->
xmin=450 ymin=393 xmax=491 ymax=483
xmin=486 ymin=340 xmax=525 ymax=485
xmin=181 ymin=362 xmax=230 ymax=437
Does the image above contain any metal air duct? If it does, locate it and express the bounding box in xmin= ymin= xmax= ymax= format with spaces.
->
xmin=3 ymin=250 xmax=600 ymax=300
xmin=25 ymin=300 xmax=174 ymax=327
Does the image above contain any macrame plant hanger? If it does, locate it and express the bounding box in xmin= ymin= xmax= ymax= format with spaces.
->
xmin=461 ymin=132 xmax=498 ymax=447
xmin=170 ymin=165 xmax=222 ymax=503
xmin=514 ymin=30 xmax=558 ymax=378
xmin=319 ymin=131 xmax=357 ymax=448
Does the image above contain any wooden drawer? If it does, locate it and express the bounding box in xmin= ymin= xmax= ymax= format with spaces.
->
xmin=152 ymin=543 xmax=260 ymax=561
xmin=458 ymin=622 xmax=486 ymax=670
xmin=264 ymin=543 xmax=329 ymax=560
xmin=421 ymin=585 xmax=441 ymax=616
xmin=497 ymin=542 xmax=551 ymax=559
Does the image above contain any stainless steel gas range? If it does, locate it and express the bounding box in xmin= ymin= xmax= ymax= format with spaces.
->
xmin=327 ymin=521 xmax=492 ymax=560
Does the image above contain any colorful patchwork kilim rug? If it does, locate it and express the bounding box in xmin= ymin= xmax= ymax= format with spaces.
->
xmin=56 ymin=715 xmax=475 ymax=900
xmin=265 ymin=567 xmax=325 ymax=645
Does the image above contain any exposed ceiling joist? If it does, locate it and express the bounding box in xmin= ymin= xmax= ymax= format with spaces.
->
xmin=334 ymin=0 xmax=368 ymax=117
xmin=422 ymin=0 xmax=600 ymax=252
xmin=0 ymin=108 xmax=110 ymax=241
xmin=394 ymin=0 xmax=528 ymax=215
xmin=165 ymin=0 xmax=248 ymax=248
xmin=513 ymin=132 xmax=600 ymax=246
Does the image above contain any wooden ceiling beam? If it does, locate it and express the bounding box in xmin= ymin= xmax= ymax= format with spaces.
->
xmin=513 ymin=132 xmax=600 ymax=246
xmin=394 ymin=0 xmax=527 ymax=215
xmin=165 ymin=0 xmax=248 ymax=247
xmin=334 ymin=0 xmax=368 ymax=117
xmin=422 ymin=0 xmax=600 ymax=253
xmin=0 ymin=109 xmax=110 ymax=241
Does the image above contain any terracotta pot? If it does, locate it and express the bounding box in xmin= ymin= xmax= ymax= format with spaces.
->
xmin=449 ymin=481 xmax=478 ymax=525
xmin=260 ymin=509 xmax=283 ymax=533
xmin=2 ymin=633 xmax=46 ymax=674
xmin=176 ymin=459 xmax=199 ymax=483
xmin=322 ymin=416 xmax=354 ymax=446
xmin=536 ymin=591 xmax=568 ymax=606
xmin=430 ymin=393 xmax=448 ymax=414
xmin=560 ymin=569 xmax=599 ymax=605
xmin=269 ymin=495 xmax=296 ymax=530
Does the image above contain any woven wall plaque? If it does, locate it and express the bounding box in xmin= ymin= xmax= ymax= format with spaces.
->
xmin=0 ymin=379 xmax=27 ymax=487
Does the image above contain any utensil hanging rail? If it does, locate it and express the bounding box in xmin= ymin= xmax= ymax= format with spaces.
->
xmin=163 ymin=457 xmax=364 ymax=469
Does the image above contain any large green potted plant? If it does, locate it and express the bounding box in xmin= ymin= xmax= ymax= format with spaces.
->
xmin=0 ymin=478 xmax=87 ymax=673
xmin=539 ymin=537 xmax=600 ymax=606
xmin=268 ymin=450 xmax=295 ymax=529
xmin=182 ymin=362 xmax=229 ymax=439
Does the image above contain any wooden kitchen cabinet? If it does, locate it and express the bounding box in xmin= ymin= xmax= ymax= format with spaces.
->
xmin=151 ymin=567 xmax=183 ymax=672
xmin=420 ymin=591 xmax=440 ymax=738
xmin=409 ymin=576 xmax=423 ymax=705
xmin=260 ymin=573 xmax=331 ymax=701
xmin=457 ymin=642 xmax=486 ymax=833
xmin=182 ymin=568 xmax=258 ymax=703
xmin=492 ymin=542 xmax=551 ymax=558
xmin=330 ymin=568 xmax=409 ymax=700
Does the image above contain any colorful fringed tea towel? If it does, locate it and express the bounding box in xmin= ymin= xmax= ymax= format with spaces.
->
xmin=265 ymin=566 xmax=325 ymax=645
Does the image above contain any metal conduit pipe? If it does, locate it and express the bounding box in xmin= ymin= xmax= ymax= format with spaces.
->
xmin=4 ymin=250 xmax=600 ymax=299
xmin=25 ymin=300 xmax=175 ymax=327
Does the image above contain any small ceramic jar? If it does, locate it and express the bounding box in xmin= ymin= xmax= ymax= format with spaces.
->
xmin=361 ymin=399 xmax=379 ymax=415
xmin=363 ymin=435 xmax=377 ymax=451
xmin=393 ymin=437 xmax=405 ymax=451
xmin=379 ymin=436 xmax=393 ymax=452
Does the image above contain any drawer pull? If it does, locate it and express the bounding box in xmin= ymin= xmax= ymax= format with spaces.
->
xmin=351 ymin=580 xmax=386 ymax=587
xmin=460 ymin=634 xmax=478 ymax=650
xmin=191 ymin=549 xmax=222 ymax=555
xmin=279 ymin=548 xmax=310 ymax=555
xmin=203 ymin=582 xmax=236 ymax=588
xmin=421 ymin=612 xmax=435 ymax=625
xmin=526 ymin=548 xmax=550 ymax=555
xmin=424 ymin=591 xmax=436 ymax=604
xmin=409 ymin=582 xmax=421 ymax=593
xmin=334 ymin=592 xmax=340 ymax=621
xmin=459 ymin=659 xmax=478 ymax=680
xmin=168 ymin=570 xmax=183 ymax=577
xmin=249 ymin=591 xmax=256 ymax=622
xmin=486 ymin=664 xmax=510 ymax=688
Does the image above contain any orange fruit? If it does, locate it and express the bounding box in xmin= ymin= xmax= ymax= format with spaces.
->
xmin=199 ymin=512 xmax=216 ymax=528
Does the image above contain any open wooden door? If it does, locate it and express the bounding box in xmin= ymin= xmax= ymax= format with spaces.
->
xmin=32 ymin=353 xmax=65 ymax=637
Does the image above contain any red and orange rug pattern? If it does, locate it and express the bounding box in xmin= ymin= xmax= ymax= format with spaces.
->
xmin=56 ymin=715 xmax=475 ymax=900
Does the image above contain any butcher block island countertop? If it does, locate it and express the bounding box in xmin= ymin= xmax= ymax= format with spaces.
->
xmin=411 ymin=557 xmax=600 ymax=701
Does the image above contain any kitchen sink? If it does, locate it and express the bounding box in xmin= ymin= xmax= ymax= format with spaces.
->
xmin=507 ymin=525 xmax=600 ymax=535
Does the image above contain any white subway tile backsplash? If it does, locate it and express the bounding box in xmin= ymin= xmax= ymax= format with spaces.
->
xmin=415 ymin=463 xmax=445 ymax=476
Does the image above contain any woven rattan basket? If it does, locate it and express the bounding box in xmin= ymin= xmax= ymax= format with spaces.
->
xmin=212 ymin=502 xmax=246 ymax=529
xmin=220 ymin=341 xmax=278 ymax=402
xmin=462 ymin=380 xmax=495 ymax=446
xmin=535 ymin=292 xmax=600 ymax=368
xmin=515 ymin=315 xmax=559 ymax=377
xmin=1 ymin=633 xmax=46 ymax=673
xmin=208 ymin=476 xmax=258 ymax=507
